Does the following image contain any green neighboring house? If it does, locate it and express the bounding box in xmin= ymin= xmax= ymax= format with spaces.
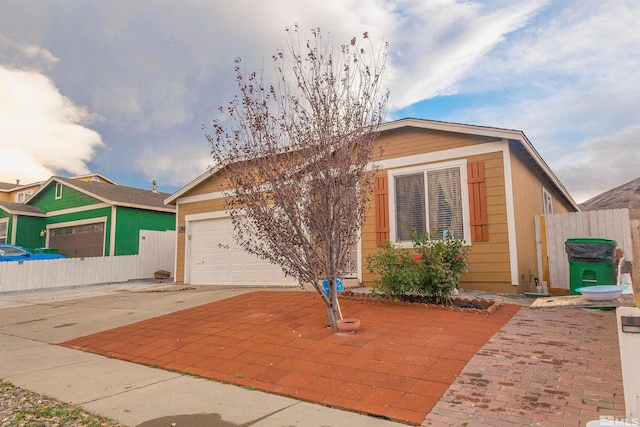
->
xmin=0 ymin=177 xmax=175 ymax=257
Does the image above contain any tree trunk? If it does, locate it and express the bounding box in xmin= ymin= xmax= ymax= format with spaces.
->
xmin=322 ymin=277 xmax=340 ymax=329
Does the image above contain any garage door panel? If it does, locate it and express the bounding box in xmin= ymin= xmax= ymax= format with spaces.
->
xmin=188 ymin=217 xmax=296 ymax=286
xmin=49 ymin=222 xmax=105 ymax=258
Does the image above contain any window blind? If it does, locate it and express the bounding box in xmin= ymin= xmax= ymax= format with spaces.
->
xmin=427 ymin=167 xmax=463 ymax=239
xmin=395 ymin=173 xmax=425 ymax=241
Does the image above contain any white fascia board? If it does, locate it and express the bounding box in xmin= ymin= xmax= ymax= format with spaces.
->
xmin=165 ymin=166 xmax=221 ymax=205
xmin=379 ymin=118 xmax=523 ymax=139
xmin=44 ymin=203 xmax=111 ymax=217
xmin=110 ymin=206 xmax=116 ymax=256
xmin=376 ymin=140 xmax=507 ymax=170
xmin=26 ymin=176 xmax=58 ymax=201
xmin=514 ymin=133 xmax=579 ymax=211
xmin=175 ymin=191 xmax=226 ymax=206
xmin=112 ymin=202 xmax=175 ymax=213
xmin=10 ymin=214 xmax=17 ymax=244
xmin=46 ymin=216 xmax=108 ymax=229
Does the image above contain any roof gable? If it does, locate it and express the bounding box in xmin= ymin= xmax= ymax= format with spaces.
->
xmin=165 ymin=117 xmax=577 ymax=210
xmin=29 ymin=180 xmax=101 ymax=212
xmin=28 ymin=177 xmax=175 ymax=213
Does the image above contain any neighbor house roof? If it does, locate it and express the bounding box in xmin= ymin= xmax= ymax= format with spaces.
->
xmin=0 ymin=201 xmax=46 ymax=216
xmin=580 ymin=176 xmax=640 ymax=211
xmin=67 ymin=173 xmax=118 ymax=185
xmin=29 ymin=177 xmax=175 ymax=213
xmin=164 ymin=117 xmax=578 ymax=210
xmin=0 ymin=182 xmax=16 ymax=191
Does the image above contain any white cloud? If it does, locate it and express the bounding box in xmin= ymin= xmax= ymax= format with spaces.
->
xmin=0 ymin=35 xmax=59 ymax=71
xmin=554 ymin=125 xmax=640 ymax=203
xmin=0 ymin=66 xmax=103 ymax=184
xmin=436 ymin=0 xmax=640 ymax=201
xmin=386 ymin=0 xmax=545 ymax=108
xmin=137 ymin=140 xmax=211 ymax=188
xmin=1 ymin=0 xmax=637 ymax=198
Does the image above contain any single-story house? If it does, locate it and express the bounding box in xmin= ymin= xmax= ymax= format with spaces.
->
xmin=0 ymin=176 xmax=175 ymax=257
xmin=165 ymin=118 xmax=579 ymax=293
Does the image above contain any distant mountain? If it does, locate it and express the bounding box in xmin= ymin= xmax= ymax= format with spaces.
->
xmin=580 ymin=177 xmax=640 ymax=216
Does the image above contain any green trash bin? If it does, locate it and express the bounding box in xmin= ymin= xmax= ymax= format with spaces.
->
xmin=32 ymin=247 xmax=58 ymax=254
xmin=565 ymin=238 xmax=616 ymax=295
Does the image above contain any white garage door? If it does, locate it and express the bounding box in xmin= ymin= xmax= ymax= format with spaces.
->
xmin=187 ymin=217 xmax=297 ymax=286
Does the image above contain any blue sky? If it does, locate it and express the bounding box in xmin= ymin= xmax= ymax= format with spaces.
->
xmin=1 ymin=0 xmax=639 ymax=203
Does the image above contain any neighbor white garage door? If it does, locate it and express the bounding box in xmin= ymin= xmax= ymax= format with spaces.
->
xmin=187 ymin=217 xmax=296 ymax=286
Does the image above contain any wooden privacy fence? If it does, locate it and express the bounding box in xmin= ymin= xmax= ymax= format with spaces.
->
xmin=535 ymin=208 xmax=633 ymax=290
xmin=0 ymin=230 xmax=175 ymax=293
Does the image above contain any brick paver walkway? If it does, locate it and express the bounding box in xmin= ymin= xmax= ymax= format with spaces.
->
xmin=423 ymin=307 xmax=625 ymax=426
xmin=62 ymin=291 xmax=518 ymax=425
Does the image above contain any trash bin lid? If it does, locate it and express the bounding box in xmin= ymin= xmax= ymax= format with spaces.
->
xmin=565 ymin=237 xmax=616 ymax=245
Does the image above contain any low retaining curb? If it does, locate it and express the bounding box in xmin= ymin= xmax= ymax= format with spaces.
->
xmin=340 ymin=290 xmax=500 ymax=315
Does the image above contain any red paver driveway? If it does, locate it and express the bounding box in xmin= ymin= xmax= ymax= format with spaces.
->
xmin=62 ymin=291 xmax=519 ymax=425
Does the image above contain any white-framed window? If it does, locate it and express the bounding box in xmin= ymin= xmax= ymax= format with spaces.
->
xmin=388 ymin=160 xmax=471 ymax=246
xmin=0 ymin=219 xmax=8 ymax=244
xmin=543 ymin=188 xmax=553 ymax=215
xmin=55 ymin=183 xmax=63 ymax=199
xmin=14 ymin=190 xmax=33 ymax=203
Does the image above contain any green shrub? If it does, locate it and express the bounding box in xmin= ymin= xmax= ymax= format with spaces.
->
xmin=366 ymin=231 xmax=469 ymax=304
xmin=365 ymin=241 xmax=419 ymax=298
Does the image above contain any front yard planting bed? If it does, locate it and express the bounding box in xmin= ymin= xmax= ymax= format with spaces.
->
xmin=340 ymin=290 xmax=500 ymax=315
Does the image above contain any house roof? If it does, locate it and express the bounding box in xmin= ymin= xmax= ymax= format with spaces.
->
xmin=0 ymin=180 xmax=44 ymax=192
xmin=580 ymin=176 xmax=640 ymax=212
xmin=0 ymin=201 xmax=46 ymax=216
xmin=380 ymin=118 xmax=578 ymax=210
xmin=165 ymin=117 xmax=578 ymax=210
xmin=0 ymin=182 xmax=16 ymax=191
xmin=67 ymin=173 xmax=118 ymax=184
xmin=30 ymin=177 xmax=175 ymax=213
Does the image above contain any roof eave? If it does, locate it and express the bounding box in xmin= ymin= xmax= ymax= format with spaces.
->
xmin=165 ymin=165 xmax=221 ymax=205
xmin=380 ymin=118 xmax=579 ymax=211
xmin=114 ymin=202 xmax=175 ymax=213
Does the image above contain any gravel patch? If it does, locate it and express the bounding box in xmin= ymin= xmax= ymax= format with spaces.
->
xmin=1 ymin=380 xmax=126 ymax=427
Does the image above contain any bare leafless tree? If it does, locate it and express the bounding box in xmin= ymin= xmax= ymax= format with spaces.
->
xmin=206 ymin=26 xmax=388 ymax=328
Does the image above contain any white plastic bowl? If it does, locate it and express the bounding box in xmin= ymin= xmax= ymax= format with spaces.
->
xmin=575 ymin=285 xmax=628 ymax=301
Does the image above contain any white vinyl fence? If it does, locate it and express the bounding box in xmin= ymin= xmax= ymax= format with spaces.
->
xmin=535 ymin=208 xmax=632 ymax=290
xmin=0 ymin=230 xmax=175 ymax=293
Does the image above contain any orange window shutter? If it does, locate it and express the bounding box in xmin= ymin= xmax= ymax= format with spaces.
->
xmin=467 ymin=162 xmax=489 ymax=242
xmin=374 ymin=175 xmax=389 ymax=247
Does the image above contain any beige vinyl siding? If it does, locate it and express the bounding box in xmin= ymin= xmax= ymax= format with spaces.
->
xmin=510 ymin=145 xmax=573 ymax=292
xmin=509 ymin=146 xmax=574 ymax=292
xmin=375 ymin=128 xmax=500 ymax=160
xmin=452 ymin=151 xmax=512 ymax=293
xmin=186 ymin=174 xmax=230 ymax=197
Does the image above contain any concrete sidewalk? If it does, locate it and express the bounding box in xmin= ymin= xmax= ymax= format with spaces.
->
xmin=0 ymin=282 xmax=404 ymax=427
